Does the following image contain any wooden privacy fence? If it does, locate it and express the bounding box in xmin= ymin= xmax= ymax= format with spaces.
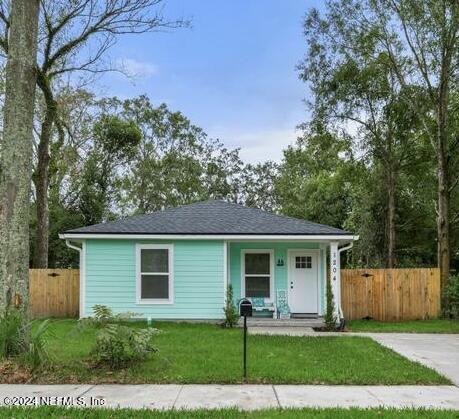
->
xmin=341 ymin=268 xmax=441 ymax=321
xmin=29 ymin=269 xmax=79 ymax=318
xmin=28 ymin=267 xmax=440 ymax=320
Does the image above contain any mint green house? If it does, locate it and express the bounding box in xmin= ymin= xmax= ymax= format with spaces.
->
xmin=60 ymin=201 xmax=357 ymax=322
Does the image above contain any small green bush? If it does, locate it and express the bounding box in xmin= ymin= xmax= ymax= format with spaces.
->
xmin=443 ymin=274 xmax=459 ymax=319
xmin=78 ymin=305 xmax=135 ymax=329
xmin=0 ymin=309 xmax=52 ymax=371
xmin=0 ymin=309 xmax=27 ymax=358
xmin=92 ymin=324 xmax=157 ymax=369
xmin=92 ymin=304 xmax=114 ymax=323
xmin=222 ymin=284 xmax=239 ymax=328
xmin=22 ymin=320 xmax=52 ymax=371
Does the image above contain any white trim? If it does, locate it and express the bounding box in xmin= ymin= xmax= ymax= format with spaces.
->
xmin=223 ymin=241 xmax=228 ymax=304
xmin=64 ymin=240 xmax=86 ymax=318
xmin=329 ymin=241 xmax=340 ymax=320
xmin=136 ymin=244 xmax=174 ymax=305
xmin=336 ymin=242 xmax=353 ymax=320
xmin=60 ymin=233 xmax=358 ymax=241
xmin=287 ymin=249 xmax=320 ymax=314
xmin=81 ymin=241 xmax=86 ymax=317
xmin=240 ymin=249 xmax=275 ymax=301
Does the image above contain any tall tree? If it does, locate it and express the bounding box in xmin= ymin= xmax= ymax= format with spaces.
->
xmin=299 ymin=6 xmax=426 ymax=267
xmin=276 ymin=130 xmax=357 ymax=229
xmin=76 ymin=114 xmax=141 ymax=225
xmin=0 ymin=0 xmax=40 ymax=312
xmin=0 ymin=0 xmax=186 ymax=268
xmin=304 ymin=0 xmax=459 ymax=298
xmin=116 ymin=96 xmax=242 ymax=213
xmin=236 ymin=161 xmax=278 ymax=212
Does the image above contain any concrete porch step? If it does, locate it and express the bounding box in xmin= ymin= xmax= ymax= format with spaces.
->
xmin=248 ymin=326 xmax=316 ymax=336
xmin=238 ymin=318 xmax=325 ymax=328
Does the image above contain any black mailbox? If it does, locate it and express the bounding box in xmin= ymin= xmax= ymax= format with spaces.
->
xmin=239 ymin=298 xmax=253 ymax=317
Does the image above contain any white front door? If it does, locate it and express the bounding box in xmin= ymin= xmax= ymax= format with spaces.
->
xmin=288 ymin=251 xmax=318 ymax=314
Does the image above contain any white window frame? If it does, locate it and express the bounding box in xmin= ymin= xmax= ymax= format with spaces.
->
xmin=136 ymin=244 xmax=174 ymax=304
xmin=241 ymin=249 xmax=274 ymax=301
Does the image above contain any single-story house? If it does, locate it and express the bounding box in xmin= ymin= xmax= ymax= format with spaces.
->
xmin=59 ymin=200 xmax=357 ymax=321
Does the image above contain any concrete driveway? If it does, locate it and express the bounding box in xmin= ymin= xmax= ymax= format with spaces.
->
xmin=368 ymin=333 xmax=459 ymax=386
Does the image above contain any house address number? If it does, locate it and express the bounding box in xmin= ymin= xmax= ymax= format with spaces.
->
xmin=331 ymin=249 xmax=337 ymax=282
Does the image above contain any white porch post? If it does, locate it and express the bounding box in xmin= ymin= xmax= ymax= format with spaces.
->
xmin=329 ymin=241 xmax=340 ymax=320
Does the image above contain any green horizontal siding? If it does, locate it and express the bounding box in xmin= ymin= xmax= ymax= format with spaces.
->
xmin=229 ymin=242 xmax=326 ymax=315
xmin=84 ymin=239 xmax=225 ymax=319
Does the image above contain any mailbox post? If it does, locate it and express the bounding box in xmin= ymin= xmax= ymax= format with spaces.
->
xmin=239 ymin=298 xmax=253 ymax=381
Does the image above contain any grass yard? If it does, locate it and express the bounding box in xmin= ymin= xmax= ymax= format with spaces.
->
xmin=347 ymin=319 xmax=459 ymax=334
xmin=0 ymin=320 xmax=449 ymax=385
xmin=0 ymin=407 xmax=458 ymax=419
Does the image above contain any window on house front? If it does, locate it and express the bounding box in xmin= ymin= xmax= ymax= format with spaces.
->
xmin=295 ymin=256 xmax=312 ymax=269
xmin=244 ymin=252 xmax=271 ymax=298
xmin=137 ymin=245 xmax=173 ymax=303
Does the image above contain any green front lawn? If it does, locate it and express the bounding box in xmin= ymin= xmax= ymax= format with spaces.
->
xmin=347 ymin=319 xmax=459 ymax=334
xmin=1 ymin=407 xmax=458 ymax=419
xmin=0 ymin=320 xmax=449 ymax=385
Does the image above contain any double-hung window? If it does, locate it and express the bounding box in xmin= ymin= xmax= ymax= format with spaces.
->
xmin=243 ymin=250 xmax=273 ymax=299
xmin=136 ymin=244 xmax=173 ymax=304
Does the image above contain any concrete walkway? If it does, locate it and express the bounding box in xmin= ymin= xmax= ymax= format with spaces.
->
xmin=1 ymin=384 xmax=459 ymax=410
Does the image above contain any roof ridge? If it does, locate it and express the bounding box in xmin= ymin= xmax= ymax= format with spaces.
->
xmin=205 ymin=200 xmax=349 ymax=232
xmin=63 ymin=199 xmax=352 ymax=235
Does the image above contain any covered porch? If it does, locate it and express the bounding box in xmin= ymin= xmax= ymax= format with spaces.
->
xmin=226 ymin=240 xmax=351 ymax=323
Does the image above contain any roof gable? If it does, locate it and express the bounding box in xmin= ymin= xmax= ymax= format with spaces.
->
xmin=63 ymin=200 xmax=351 ymax=236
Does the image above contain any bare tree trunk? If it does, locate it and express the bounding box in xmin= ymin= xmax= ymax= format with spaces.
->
xmin=33 ymin=107 xmax=54 ymax=268
xmin=437 ymin=65 xmax=451 ymax=296
xmin=387 ymin=166 xmax=396 ymax=268
xmin=0 ymin=0 xmax=40 ymax=312
xmin=437 ymin=169 xmax=450 ymax=290
xmin=437 ymin=144 xmax=450 ymax=295
xmin=33 ymin=75 xmax=57 ymax=269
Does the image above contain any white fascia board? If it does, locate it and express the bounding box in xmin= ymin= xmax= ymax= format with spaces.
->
xmin=59 ymin=233 xmax=358 ymax=241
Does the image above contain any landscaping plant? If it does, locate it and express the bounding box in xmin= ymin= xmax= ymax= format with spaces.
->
xmin=222 ymin=284 xmax=239 ymax=328
xmin=0 ymin=309 xmax=27 ymax=358
xmin=22 ymin=319 xmax=52 ymax=371
xmin=443 ymin=274 xmax=459 ymax=319
xmin=78 ymin=304 xmax=135 ymax=329
xmin=324 ymin=279 xmax=337 ymax=331
xmin=92 ymin=304 xmax=115 ymax=323
xmin=0 ymin=308 xmax=52 ymax=370
xmin=92 ymin=323 xmax=157 ymax=369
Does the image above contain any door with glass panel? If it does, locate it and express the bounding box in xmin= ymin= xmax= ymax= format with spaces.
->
xmin=288 ymin=251 xmax=318 ymax=314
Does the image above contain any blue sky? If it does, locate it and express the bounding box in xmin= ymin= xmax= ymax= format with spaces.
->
xmin=98 ymin=1 xmax=322 ymax=163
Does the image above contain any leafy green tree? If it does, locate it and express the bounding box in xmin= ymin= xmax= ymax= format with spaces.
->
xmin=0 ymin=0 xmax=187 ymax=268
xmin=237 ymin=161 xmax=279 ymax=212
xmin=115 ymin=96 xmax=243 ymax=213
xmin=299 ymin=5 xmax=431 ymax=267
xmin=300 ymin=0 xmax=459 ymax=296
xmin=276 ymin=130 xmax=356 ymax=229
xmin=76 ymin=115 xmax=141 ymax=225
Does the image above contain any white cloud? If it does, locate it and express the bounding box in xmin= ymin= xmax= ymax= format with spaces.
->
xmin=117 ymin=58 xmax=158 ymax=79
xmin=210 ymin=127 xmax=300 ymax=164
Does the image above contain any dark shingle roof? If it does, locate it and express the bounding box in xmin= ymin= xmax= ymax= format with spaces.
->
xmin=64 ymin=200 xmax=352 ymax=236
